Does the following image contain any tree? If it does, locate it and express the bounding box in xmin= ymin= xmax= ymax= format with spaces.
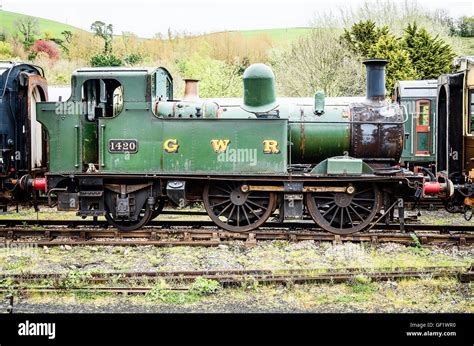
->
xmin=61 ymin=30 xmax=73 ymax=44
xmin=274 ymin=28 xmax=365 ymax=97
xmin=90 ymin=21 xmax=113 ymax=54
xmin=340 ymin=19 xmax=456 ymax=94
xmin=367 ymin=33 xmax=418 ymax=93
xmin=457 ymin=17 xmax=474 ymax=37
xmin=340 ymin=20 xmax=389 ymax=58
xmin=175 ymin=54 xmax=242 ymax=97
xmin=14 ymin=16 xmax=39 ymax=49
xmin=402 ymin=22 xmax=456 ymax=79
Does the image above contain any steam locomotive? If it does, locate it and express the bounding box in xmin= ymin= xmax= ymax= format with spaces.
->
xmin=0 ymin=60 xmax=48 ymax=210
xmin=14 ymin=59 xmax=429 ymax=234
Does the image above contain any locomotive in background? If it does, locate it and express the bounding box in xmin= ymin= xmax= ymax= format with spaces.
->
xmin=436 ymin=56 xmax=474 ymax=219
xmin=0 ymin=60 xmax=48 ymax=210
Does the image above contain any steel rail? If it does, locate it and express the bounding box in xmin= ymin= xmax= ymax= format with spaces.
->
xmin=0 ymin=223 xmax=472 ymax=247
xmin=0 ymin=266 xmax=471 ymax=296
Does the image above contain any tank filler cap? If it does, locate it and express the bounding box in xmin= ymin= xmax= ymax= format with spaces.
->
xmin=241 ymin=63 xmax=279 ymax=114
xmin=314 ymin=90 xmax=325 ymax=116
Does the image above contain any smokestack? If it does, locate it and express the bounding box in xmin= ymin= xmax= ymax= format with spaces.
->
xmin=183 ymin=79 xmax=200 ymax=101
xmin=363 ymin=59 xmax=388 ymax=100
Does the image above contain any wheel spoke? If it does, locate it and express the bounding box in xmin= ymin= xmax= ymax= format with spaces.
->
xmin=247 ymin=195 xmax=269 ymax=199
xmin=217 ymin=202 xmax=233 ymax=217
xmin=242 ymin=205 xmax=250 ymax=225
xmin=211 ymin=199 xmax=231 ymax=208
xmin=227 ymin=204 xmax=236 ymax=221
xmin=349 ymin=205 xmax=364 ymax=221
xmin=329 ymin=207 xmax=340 ymax=225
xmin=354 ymin=189 xmax=371 ymax=196
xmin=340 ymin=208 xmax=344 ymax=229
xmin=214 ymin=185 xmax=232 ymax=194
xmin=246 ymin=199 xmax=266 ymax=209
xmin=345 ymin=207 xmax=354 ymax=226
xmin=321 ymin=203 xmax=337 ymax=216
xmin=243 ymin=203 xmax=261 ymax=217
xmin=236 ymin=206 xmax=240 ymax=226
xmin=351 ymin=202 xmax=372 ymax=213
xmin=352 ymin=197 xmax=375 ymax=202
xmin=208 ymin=194 xmax=230 ymax=198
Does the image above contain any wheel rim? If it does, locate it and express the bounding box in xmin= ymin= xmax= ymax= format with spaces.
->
xmin=203 ymin=181 xmax=276 ymax=232
xmin=306 ymin=183 xmax=382 ymax=234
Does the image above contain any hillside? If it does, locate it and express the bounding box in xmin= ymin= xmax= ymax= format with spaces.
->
xmin=0 ymin=10 xmax=84 ymax=38
xmin=1 ymin=10 xmax=472 ymax=55
xmin=224 ymin=27 xmax=314 ymax=43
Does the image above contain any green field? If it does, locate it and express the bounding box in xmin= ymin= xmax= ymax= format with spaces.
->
xmin=229 ymin=27 xmax=314 ymax=42
xmin=0 ymin=10 xmax=84 ymax=38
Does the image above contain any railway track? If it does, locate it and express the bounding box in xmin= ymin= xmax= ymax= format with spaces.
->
xmin=0 ymin=219 xmax=472 ymax=247
xmin=1 ymin=265 xmax=472 ymax=296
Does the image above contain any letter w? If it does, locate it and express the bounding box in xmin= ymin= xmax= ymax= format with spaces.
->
xmin=210 ymin=139 xmax=230 ymax=153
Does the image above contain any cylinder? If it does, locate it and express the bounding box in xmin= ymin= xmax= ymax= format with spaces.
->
xmin=363 ymin=59 xmax=388 ymax=100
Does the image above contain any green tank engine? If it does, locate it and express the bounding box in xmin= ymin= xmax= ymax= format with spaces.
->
xmin=28 ymin=59 xmax=423 ymax=234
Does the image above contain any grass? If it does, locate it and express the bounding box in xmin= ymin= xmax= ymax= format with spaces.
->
xmin=145 ymin=277 xmax=221 ymax=304
xmin=10 ymin=276 xmax=472 ymax=312
xmin=0 ymin=10 xmax=84 ymax=38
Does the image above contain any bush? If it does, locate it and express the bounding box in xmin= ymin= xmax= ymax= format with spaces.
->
xmin=189 ymin=278 xmax=221 ymax=295
xmin=90 ymin=54 xmax=123 ymax=67
xmin=0 ymin=41 xmax=13 ymax=59
xmin=32 ymin=40 xmax=61 ymax=60
xmin=124 ymin=53 xmax=143 ymax=65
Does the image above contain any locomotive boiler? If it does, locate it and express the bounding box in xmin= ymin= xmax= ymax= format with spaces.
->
xmin=30 ymin=59 xmax=423 ymax=234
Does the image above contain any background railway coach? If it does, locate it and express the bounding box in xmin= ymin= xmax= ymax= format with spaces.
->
xmin=393 ymin=80 xmax=437 ymax=171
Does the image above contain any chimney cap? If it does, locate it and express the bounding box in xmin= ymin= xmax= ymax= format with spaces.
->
xmin=363 ymin=58 xmax=389 ymax=66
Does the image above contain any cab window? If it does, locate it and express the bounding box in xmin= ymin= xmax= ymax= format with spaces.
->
xmin=82 ymin=79 xmax=123 ymax=121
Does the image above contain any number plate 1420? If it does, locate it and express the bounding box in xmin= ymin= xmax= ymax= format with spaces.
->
xmin=108 ymin=139 xmax=138 ymax=153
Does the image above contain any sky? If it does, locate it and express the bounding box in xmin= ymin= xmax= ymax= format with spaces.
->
xmin=1 ymin=0 xmax=473 ymax=38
